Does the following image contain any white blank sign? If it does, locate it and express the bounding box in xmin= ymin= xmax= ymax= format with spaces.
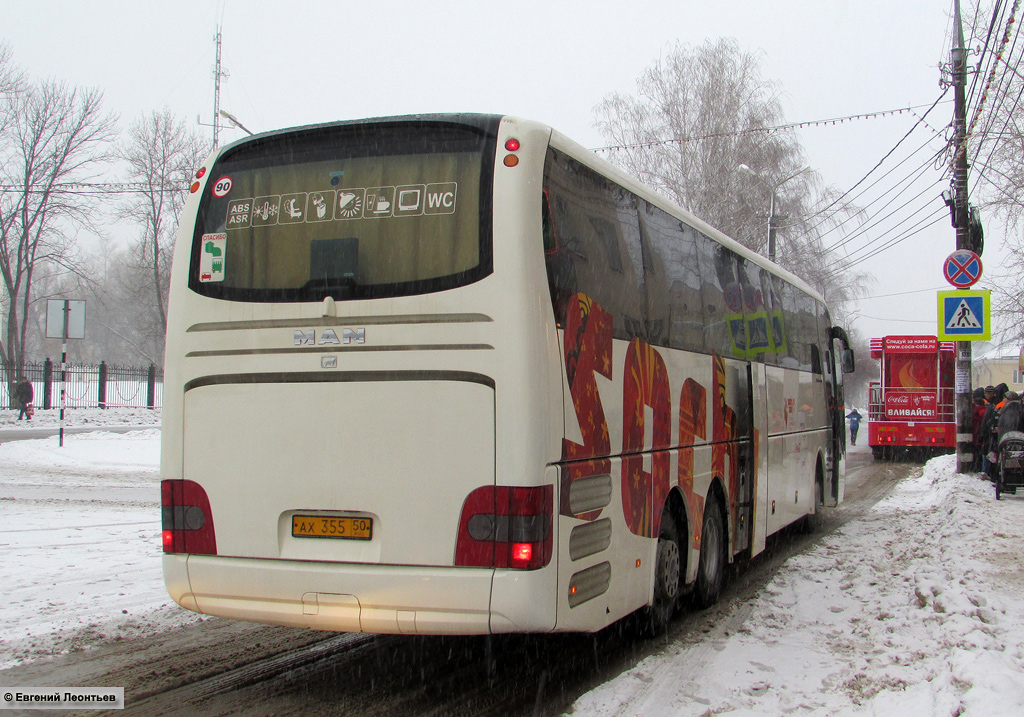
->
xmin=45 ymin=299 xmax=86 ymax=339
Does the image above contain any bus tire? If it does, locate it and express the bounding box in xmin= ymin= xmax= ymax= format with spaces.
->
xmin=694 ymin=495 xmax=725 ymax=609
xmin=641 ymin=507 xmax=682 ymax=636
xmin=799 ymin=473 xmax=824 ymax=534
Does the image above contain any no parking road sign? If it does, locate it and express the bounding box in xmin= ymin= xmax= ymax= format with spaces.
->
xmin=943 ymin=249 xmax=983 ymax=288
xmin=937 ymin=289 xmax=990 ymax=341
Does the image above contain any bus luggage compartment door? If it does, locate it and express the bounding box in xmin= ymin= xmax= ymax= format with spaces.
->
xmin=182 ymin=375 xmax=495 ymax=568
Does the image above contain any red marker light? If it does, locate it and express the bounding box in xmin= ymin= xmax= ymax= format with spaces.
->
xmin=512 ymin=543 xmax=533 ymax=563
xmin=504 ymin=138 xmax=521 ymax=152
xmin=162 ymin=529 xmax=174 ymax=551
xmin=195 ymin=167 xmax=206 ymax=179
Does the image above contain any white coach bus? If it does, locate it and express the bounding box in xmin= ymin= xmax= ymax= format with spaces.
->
xmin=161 ymin=114 xmax=854 ymax=635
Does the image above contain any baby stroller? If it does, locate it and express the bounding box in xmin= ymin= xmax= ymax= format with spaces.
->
xmin=997 ymin=430 xmax=1024 ymax=500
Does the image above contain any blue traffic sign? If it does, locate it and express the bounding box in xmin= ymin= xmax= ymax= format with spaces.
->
xmin=937 ymin=289 xmax=990 ymax=341
xmin=943 ymin=250 xmax=983 ymax=288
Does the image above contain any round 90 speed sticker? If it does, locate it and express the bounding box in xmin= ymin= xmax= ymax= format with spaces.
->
xmin=212 ymin=176 xmax=233 ymax=197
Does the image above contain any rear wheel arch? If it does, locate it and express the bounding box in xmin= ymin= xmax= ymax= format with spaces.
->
xmin=640 ymin=491 xmax=687 ymax=636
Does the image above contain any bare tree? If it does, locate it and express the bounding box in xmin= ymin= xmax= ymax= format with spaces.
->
xmin=0 ymin=68 xmax=117 ymax=380
xmin=115 ymin=109 xmax=208 ymax=361
xmin=593 ymin=39 xmax=865 ymax=316
xmin=963 ymin=2 xmax=1024 ymax=344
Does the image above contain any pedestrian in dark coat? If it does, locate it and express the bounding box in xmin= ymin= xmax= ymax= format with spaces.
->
xmin=973 ymin=387 xmax=988 ymax=471
xmin=15 ymin=377 xmax=33 ymax=420
xmin=846 ymin=409 xmax=863 ymax=446
xmin=997 ymin=391 xmax=1024 ymax=444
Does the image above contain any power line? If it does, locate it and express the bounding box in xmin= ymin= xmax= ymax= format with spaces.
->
xmin=0 ymin=182 xmax=184 ymax=195
xmin=589 ymin=101 xmax=952 ymax=153
xmin=786 ymin=90 xmax=949 ymax=250
xmin=859 ymin=285 xmax=949 ymax=300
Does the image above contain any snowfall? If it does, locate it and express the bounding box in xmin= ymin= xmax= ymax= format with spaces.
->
xmin=2 ymin=412 xmax=1024 ymax=715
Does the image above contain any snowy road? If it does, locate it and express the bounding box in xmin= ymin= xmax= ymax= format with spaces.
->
xmin=2 ymin=424 xmax=1022 ymax=715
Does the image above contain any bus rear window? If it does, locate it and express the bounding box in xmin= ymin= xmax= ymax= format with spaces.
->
xmin=189 ymin=118 xmax=497 ymax=302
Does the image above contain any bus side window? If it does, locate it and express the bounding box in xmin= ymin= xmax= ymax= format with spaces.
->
xmin=640 ymin=201 xmax=702 ymax=353
xmin=542 ymin=147 xmax=646 ymax=342
xmin=541 ymin=189 xmax=576 ymax=327
xmin=699 ymin=239 xmax=737 ymax=357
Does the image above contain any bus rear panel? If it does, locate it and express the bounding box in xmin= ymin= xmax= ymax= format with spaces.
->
xmin=867 ymin=335 xmax=956 ymax=459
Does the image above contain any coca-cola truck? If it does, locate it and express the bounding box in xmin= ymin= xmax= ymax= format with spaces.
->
xmin=867 ymin=335 xmax=956 ymax=459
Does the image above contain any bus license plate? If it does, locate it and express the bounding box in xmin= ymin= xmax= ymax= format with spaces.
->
xmin=291 ymin=515 xmax=373 ymax=540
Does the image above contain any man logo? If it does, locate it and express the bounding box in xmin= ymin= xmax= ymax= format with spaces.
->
xmin=293 ymin=328 xmax=366 ymax=346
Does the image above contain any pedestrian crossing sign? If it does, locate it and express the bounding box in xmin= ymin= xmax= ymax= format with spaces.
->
xmin=937 ymin=289 xmax=990 ymax=341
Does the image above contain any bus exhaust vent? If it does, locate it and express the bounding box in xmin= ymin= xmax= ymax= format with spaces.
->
xmin=568 ymin=561 xmax=611 ymax=608
xmin=569 ymin=519 xmax=612 ymax=561
xmin=568 ymin=473 xmax=612 ymax=515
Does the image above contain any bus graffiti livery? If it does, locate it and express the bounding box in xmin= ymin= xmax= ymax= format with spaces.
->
xmin=161 ymin=114 xmax=855 ymax=636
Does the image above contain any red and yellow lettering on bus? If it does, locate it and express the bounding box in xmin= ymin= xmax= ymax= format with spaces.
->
xmin=621 ymin=339 xmax=671 ymax=538
xmin=561 ymin=294 xmax=613 ymax=520
xmin=678 ymin=377 xmax=707 ymax=549
xmin=711 ymin=353 xmax=740 ymax=540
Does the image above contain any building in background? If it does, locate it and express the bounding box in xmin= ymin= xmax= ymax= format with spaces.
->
xmin=973 ymin=341 xmax=1024 ymax=392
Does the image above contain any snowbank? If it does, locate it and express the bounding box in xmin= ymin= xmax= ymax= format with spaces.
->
xmin=0 ymin=406 xmax=161 ymax=429
xmin=570 ymin=456 xmax=1024 ymax=716
xmin=0 ymin=428 xmax=202 ymax=670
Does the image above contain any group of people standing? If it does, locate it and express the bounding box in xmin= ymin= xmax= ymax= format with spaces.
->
xmin=974 ymin=383 xmax=1023 ymax=476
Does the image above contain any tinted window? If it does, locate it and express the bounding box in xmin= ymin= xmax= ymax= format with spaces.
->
xmin=641 ymin=202 xmax=704 ymax=352
xmin=189 ymin=118 xmax=498 ymax=302
xmin=543 ymin=149 xmax=645 ymax=340
xmin=700 ymin=239 xmax=744 ymax=357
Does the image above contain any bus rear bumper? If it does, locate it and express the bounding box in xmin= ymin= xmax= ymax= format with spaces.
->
xmin=163 ymin=554 xmax=551 ymax=635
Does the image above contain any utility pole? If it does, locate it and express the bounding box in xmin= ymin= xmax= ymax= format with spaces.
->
xmin=952 ymin=0 xmax=974 ymax=473
xmin=212 ymin=25 xmax=227 ymax=148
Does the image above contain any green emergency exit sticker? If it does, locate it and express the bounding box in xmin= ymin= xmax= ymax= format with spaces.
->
xmin=199 ymin=233 xmax=226 ymax=282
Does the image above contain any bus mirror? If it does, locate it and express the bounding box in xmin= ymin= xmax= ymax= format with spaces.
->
xmin=841 ymin=348 xmax=855 ymax=374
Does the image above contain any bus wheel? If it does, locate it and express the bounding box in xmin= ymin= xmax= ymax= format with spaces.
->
xmin=799 ymin=476 xmax=824 ymax=534
xmin=694 ymin=496 xmax=725 ymax=609
xmin=641 ymin=507 xmax=682 ymax=636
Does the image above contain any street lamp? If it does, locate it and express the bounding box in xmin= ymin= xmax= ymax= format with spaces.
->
xmin=219 ymin=110 xmax=254 ymax=136
xmin=738 ymin=164 xmax=811 ymax=263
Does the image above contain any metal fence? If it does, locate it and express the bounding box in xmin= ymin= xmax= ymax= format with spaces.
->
xmin=1 ymin=360 xmax=163 ymax=410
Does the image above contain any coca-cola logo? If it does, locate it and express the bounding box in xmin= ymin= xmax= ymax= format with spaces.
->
xmin=885 ymin=392 xmax=937 ymax=418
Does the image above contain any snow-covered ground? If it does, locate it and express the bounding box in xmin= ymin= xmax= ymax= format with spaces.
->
xmin=0 ymin=405 xmax=161 ymax=429
xmin=570 ymin=454 xmax=1024 ymax=716
xmin=3 ymin=426 xmax=1024 ymax=716
xmin=0 ymin=412 xmax=202 ymax=670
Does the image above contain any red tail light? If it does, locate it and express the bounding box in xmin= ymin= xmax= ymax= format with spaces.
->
xmin=161 ymin=479 xmax=217 ymax=555
xmin=455 ymin=485 xmax=553 ymax=570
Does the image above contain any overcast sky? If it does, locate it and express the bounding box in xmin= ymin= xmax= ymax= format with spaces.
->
xmin=5 ymin=0 xmax=1001 ymax=364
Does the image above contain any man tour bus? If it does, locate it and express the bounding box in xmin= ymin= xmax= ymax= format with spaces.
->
xmin=162 ymin=114 xmax=854 ymax=636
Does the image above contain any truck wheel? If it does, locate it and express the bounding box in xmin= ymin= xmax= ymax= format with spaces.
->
xmin=694 ymin=496 xmax=725 ymax=609
xmin=641 ymin=507 xmax=682 ymax=636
